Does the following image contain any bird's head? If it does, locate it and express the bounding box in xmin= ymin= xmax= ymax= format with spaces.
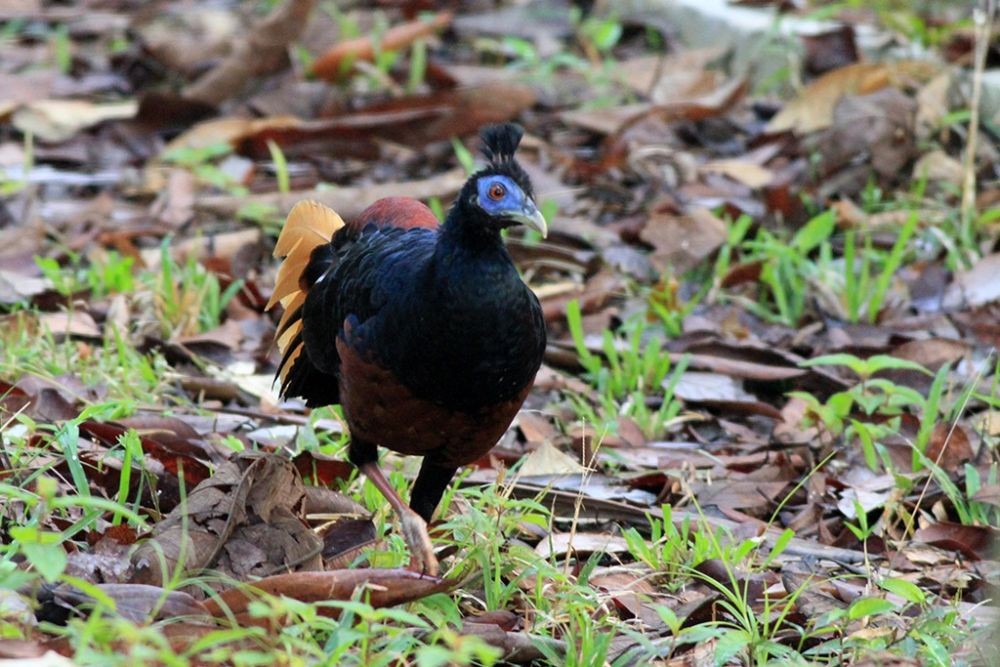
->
xmin=449 ymin=123 xmax=547 ymax=239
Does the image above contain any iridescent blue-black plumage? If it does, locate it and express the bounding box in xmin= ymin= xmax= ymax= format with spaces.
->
xmin=270 ymin=124 xmax=546 ymax=571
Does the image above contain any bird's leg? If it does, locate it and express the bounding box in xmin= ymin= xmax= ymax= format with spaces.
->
xmin=411 ymin=460 xmax=458 ymax=525
xmin=357 ymin=460 xmax=439 ymax=577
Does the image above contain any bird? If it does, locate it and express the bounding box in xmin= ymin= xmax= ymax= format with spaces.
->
xmin=267 ymin=123 xmax=547 ymax=575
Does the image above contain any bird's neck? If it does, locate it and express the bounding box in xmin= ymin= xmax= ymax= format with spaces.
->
xmin=438 ymin=211 xmax=505 ymax=254
xmin=432 ymin=223 xmax=514 ymax=291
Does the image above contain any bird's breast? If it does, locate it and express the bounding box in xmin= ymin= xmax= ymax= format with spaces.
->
xmin=378 ymin=267 xmax=544 ymax=412
xmin=337 ymin=334 xmax=531 ymax=464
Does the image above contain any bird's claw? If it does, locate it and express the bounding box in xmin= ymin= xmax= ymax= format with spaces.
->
xmin=400 ymin=510 xmax=439 ymax=577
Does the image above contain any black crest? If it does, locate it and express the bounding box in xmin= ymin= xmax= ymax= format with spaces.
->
xmin=476 ymin=123 xmax=532 ymax=198
xmin=481 ymin=123 xmax=524 ymax=164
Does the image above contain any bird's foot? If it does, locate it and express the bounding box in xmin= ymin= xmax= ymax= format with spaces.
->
xmin=400 ymin=509 xmax=439 ymax=577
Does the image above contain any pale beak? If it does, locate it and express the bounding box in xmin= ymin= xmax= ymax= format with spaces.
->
xmin=506 ymin=200 xmax=548 ymax=238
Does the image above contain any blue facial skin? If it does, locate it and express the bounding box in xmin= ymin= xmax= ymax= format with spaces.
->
xmin=476 ymin=175 xmax=526 ymax=217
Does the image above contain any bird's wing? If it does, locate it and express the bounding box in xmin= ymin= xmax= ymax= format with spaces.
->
xmin=273 ymin=197 xmax=439 ymax=406
xmin=345 ymin=197 xmax=440 ymax=234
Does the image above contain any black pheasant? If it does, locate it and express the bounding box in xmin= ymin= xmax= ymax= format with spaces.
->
xmin=268 ymin=124 xmax=547 ymax=574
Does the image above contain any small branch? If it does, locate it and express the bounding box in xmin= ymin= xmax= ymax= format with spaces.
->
xmin=310 ymin=12 xmax=452 ymax=81
xmin=959 ymin=0 xmax=996 ymax=252
xmin=184 ymin=0 xmax=316 ymax=106
xmin=195 ymin=168 xmax=467 ymax=221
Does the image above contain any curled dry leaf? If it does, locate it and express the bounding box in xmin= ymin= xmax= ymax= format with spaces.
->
xmin=320 ymin=517 xmax=377 ymax=567
xmin=11 ymin=99 xmax=138 ymax=143
xmin=766 ymin=60 xmax=938 ymax=134
xmin=0 ymin=639 xmax=48 ymax=661
xmin=202 ymin=568 xmax=453 ymax=617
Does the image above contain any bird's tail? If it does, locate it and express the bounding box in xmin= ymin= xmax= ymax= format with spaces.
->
xmin=267 ymin=200 xmax=344 ymax=392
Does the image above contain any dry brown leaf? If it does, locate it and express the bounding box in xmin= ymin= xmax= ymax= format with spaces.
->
xmin=163 ymin=115 xmax=304 ymax=153
xmin=516 ymin=441 xmax=585 ymax=477
xmin=915 ymin=71 xmax=952 ymax=137
xmin=925 ymin=423 xmax=974 ymax=472
xmin=971 ymin=484 xmax=1000 ymax=507
xmin=50 ymin=583 xmax=210 ymax=623
xmin=617 ymin=48 xmax=727 ymax=103
xmin=891 ymin=338 xmax=970 ymax=370
xmin=817 ymin=88 xmax=917 ymax=181
xmin=912 ymin=149 xmax=964 ymax=185
xmin=517 ymin=412 xmax=559 ymax=447
xmin=640 ymin=205 xmax=727 ymax=274
xmin=699 ymin=159 xmax=774 ymax=188
xmin=0 ymin=639 xmax=47 ymax=661
xmin=559 ymin=103 xmax=652 ymax=136
xmin=913 ymin=522 xmax=998 ymax=560
xmin=38 ymin=311 xmax=101 ymax=339
xmin=691 ymin=479 xmax=789 ymax=512
xmin=459 ymin=623 xmax=563 ymax=663
xmin=535 ymin=532 xmax=631 ymax=559
xmin=974 ymin=410 xmax=1000 ymax=437
xmin=130 ymin=452 xmax=322 ymax=584
xmin=0 ymin=70 xmax=56 ymax=119
xmin=801 ymin=25 xmax=859 ymax=75
xmin=766 ymin=61 xmax=938 ymax=134
xmin=590 ymin=568 xmax=664 ymax=627
xmin=943 ymin=252 xmax=1000 ymax=308
xmin=0 ymin=269 xmax=50 ymax=304
xmin=11 ymin=99 xmax=137 ymax=143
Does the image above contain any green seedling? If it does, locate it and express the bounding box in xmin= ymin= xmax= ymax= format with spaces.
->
xmin=146 ymin=239 xmax=244 ymax=337
xmin=567 ymin=299 xmax=688 ymax=439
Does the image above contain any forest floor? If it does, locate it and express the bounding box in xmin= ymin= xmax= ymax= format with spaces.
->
xmin=1 ymin=1 xmax=998 ymax=665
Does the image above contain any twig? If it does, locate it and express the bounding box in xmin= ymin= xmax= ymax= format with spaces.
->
xmin=310 ymin=12 xmax=453 ymax=81
xmin=959 ymin=0 xmax=996 ymax=251
xmin=195 ymin=168 xmax=467 ymax=220
xmin=184 ymin=0 xmax=316 ymax=106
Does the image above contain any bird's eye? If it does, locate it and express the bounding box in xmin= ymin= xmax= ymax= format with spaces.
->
xmin=488 ymin=183 xmax=506 ymax=201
